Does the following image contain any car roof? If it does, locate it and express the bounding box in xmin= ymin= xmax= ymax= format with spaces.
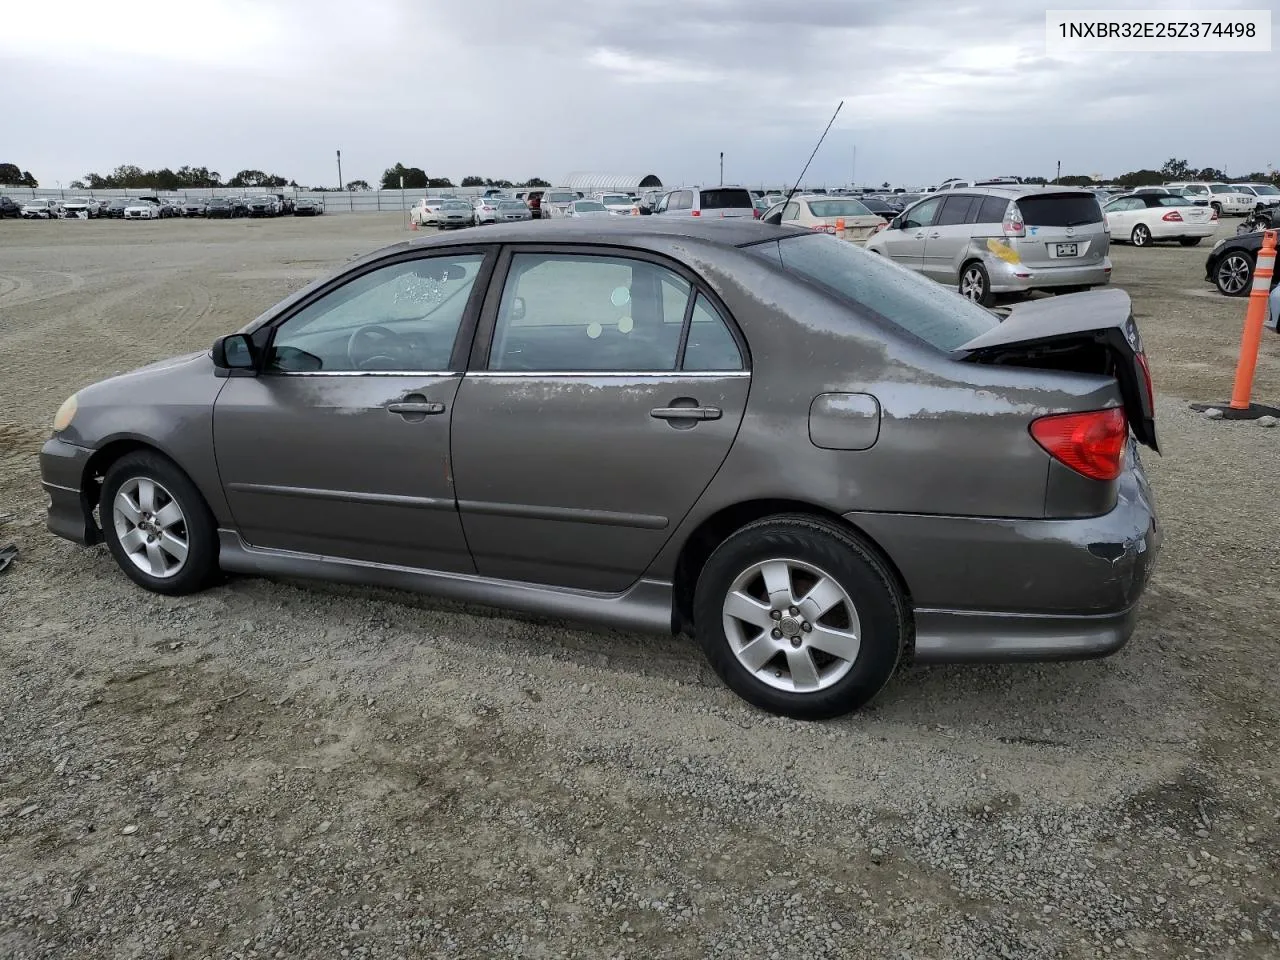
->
xmin=404 ymin=217 xmax=791 ymax=250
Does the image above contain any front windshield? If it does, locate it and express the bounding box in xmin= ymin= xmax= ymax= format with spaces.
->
xmin=548 ymin=192 xmax=576 ymax=202
xmin=444 ymin=201 xmax=470 ymax=210
xmin=601 ymin=195 xmax=629 ymax=205
xmin=1251 ymin=184 xmax=1280 ymax=195
xmin=574 ymin=201 xmax=607 ymax=211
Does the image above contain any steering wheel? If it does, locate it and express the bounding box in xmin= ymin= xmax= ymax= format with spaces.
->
xmin=347 ymin=324 xmax=408 ymax=370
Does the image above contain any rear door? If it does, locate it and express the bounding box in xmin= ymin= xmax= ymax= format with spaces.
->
xmin=878 ymin=196 xmax=944 ymax=272
xmin=1012 ymin=192 xmax=1107 ymax=270
xmin=450 ymin=246 xmax=750 ymax=592
xmin=1103 ymin=196 xmax=1143 ymax=237
xmin=921 ymin=194 xmax=979 ymax=282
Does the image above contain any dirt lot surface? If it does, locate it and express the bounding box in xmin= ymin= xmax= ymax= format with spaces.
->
xmin=1 ymin=215 xmax=1278 ymax=959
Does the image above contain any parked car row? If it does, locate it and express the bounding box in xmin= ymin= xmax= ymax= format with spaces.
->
xmin=2 ymin=194 xmax=319 ymax=220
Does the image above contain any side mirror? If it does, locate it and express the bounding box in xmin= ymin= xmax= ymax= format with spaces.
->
xmin=211 ymin=333 xmax=258 ymax=377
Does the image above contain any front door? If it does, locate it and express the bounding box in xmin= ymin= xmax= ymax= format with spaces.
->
xmin=213 ymin=250 xmax=491 ymax=572
xmin=450 ymin=249 xmax=750 ymax=592
xmin=921 ymin=193 xmax=979 ymax=282
xmin=880 ymin=195 xmax=943 ymax=272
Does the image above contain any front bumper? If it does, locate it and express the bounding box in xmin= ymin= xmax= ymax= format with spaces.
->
xmin=847 ymin=445 xmax=1160 ymax=663
xmin=40 ymin=436 xmax=99 ymax=545
xmin=989 ymin=255 xmax=1113 ymax=293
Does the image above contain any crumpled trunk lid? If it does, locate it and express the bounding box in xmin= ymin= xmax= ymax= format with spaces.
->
xmin=955 ymin=288 xmax=1158 ymax=451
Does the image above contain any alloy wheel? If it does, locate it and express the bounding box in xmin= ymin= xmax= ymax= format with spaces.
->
xmin=960 ymin=266 xmax=985 ymax=301
xmin=1217 ymin=254 xmax=1252 ymax=295
xmin=112 ymin=477 xmax=190 ymax=579
xmin=1132 ymin=224 xmax=1150 ymax=246
xmin=721 ymin=558 xmax=861 ymax=693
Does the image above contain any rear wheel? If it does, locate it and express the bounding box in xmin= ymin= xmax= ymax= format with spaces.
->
xmin=1215 ymin=251 xmax=1254 ymax=297
xmin=101 ymin=451 xmax=219 ymax=595
xmin=959 ymin=261 xmax=994 ymax=306
xmin=1179 ymin=238 xmax=1201 ymax=247
xmin=693 ymin=515 xmax=906 ymax=720
xmin=1130 ymin=224 xmax=1152 ymax=247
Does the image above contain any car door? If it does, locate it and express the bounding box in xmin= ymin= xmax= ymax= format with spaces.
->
xmin=1104 ymin=197 xmax=1140 ymax=237
xmin=213 ymin=248 xmax=494 ymax=572
xmin=921 ymin=194 xmax=979 ymax=282
xmin=878 ymin=196 xmax=943 ymax=272
xmin=450 ymin=247 xmax=750 ymax=592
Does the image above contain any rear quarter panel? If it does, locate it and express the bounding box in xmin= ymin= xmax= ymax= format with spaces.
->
xmin=639 ymin=238 xmax=1121 ymax=579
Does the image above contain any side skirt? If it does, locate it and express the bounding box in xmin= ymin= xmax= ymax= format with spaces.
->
xmin=217 ymin=530 xmax=675 ymax=635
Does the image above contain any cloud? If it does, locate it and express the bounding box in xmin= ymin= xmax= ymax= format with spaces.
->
xmin=2 ymin=0 xmax=1274 ymax=190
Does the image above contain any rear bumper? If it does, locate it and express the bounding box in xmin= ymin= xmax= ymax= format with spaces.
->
xmin=39 ymin=436 xmax=99 ymax=546
xmin=989 ymin=256 xmax=1113 ymax=293
xmin=847 ymin=446 xmax=1160 ymax=663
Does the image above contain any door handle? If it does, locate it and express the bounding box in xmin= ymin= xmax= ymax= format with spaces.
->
xmin=913 ymin=232 xmax=926 ymax=239
xmin=387 ymin=401 xmax=445 ymax=415
xmin=651 ymin=406 xmax=722 ymax=421
xmin=928 ymin=232 xmax=941 ymax=238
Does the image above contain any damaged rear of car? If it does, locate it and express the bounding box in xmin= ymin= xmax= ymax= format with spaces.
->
xmin=750 ymin=232 xmax=1159 ymax=662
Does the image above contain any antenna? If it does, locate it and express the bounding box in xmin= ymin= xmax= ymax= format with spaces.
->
xmin=783 ymin=101 xmax=843 ymax=208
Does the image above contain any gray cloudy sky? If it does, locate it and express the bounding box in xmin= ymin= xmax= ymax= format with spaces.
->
xmin=4 ymin=0 xmax=1275 ymax=189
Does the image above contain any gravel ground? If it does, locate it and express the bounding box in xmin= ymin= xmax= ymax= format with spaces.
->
xmin=1 ymin=215 xmax=1278 ymax=959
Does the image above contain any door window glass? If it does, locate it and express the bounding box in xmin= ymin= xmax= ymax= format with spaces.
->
xmin=682 ymin=295 xmax=744 ymax=371
xmin=491 ymin=254 xmax=687 ymax=371
xmin=902 ymin=197 xmax=943 ymax=229
xmin=782 ymin=202 xmax=801 ymax=221
xmin=935 ymin=195 xmax=976 ymax=225
xmin=267 ymin=255 xmax=483 ymax=372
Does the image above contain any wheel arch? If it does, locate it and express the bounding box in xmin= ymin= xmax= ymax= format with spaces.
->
xmin=669 ymin=498 xmax=913 ymax=638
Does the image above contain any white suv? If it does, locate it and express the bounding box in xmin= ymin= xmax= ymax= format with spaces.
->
xmin=1164 ymin=182 xmax=1255 ymax=216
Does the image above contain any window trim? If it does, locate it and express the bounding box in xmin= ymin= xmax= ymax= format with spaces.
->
xmin=467 ymin=243 xmax=752 ymax=375
xmin=248 ymin=245 xmax=498 ymax=377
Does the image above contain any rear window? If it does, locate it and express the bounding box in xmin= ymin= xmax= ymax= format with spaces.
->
xmin=698 ymin=188 xmax=753 ymax=210
xmin=750 ymin=233 xmax=999 ymax=352
xmin=1155 ymin=196 xmax=1190 ymax=207
xmin=1015 ymin=194 xmax=1102 ymax=227
xmin=808 ymin=199 xmax=873 ymax=218
xmin=547 ymin=192 xmax=576 ymax=203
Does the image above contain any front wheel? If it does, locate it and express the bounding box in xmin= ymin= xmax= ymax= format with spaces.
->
xmin=101 ymin=451 xmax=219 ymax=595
xmin=958 ymin=261 xmax=995 ymax=306
xmin=1215 ymin=251 xmax=1254 ymax=296
xmin=692 ymin=515 xmax=907 ymax=720
xmin=1131 ymin=223 xmax=1152 ymax=247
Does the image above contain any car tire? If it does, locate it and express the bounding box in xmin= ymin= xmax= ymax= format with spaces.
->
xmin=1179 ymin=238 xmax=1201 ymax=247
xmin=958 ymin=261 xmax=995 ymax=307
xmin=1131 ymin=224 xmax=1152 ymax=247
xmin=692 ymin=514 xmax=907 ymax=720
xmin=1215 ymin=251 xmax=1255 ymax=297
xmin=101 ymin=451 xmax=219 ymax=596
xmin=1211 ymin=202 xmax=1223 ymax=217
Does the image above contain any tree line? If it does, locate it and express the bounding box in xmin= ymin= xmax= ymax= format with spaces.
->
xmin=6 ymin=160 xmax=554 ymax=193
xmin=1055 ymin=158 xmax=1278 ymax=189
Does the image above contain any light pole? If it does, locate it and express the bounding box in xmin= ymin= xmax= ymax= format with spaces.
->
xmin=1055 ymin=160 xmax=1061 ymax=184
xmin=336 ymin=149 xmax=343 ymax=191
xmin=719 ymin=152 xmax=724 ymax=186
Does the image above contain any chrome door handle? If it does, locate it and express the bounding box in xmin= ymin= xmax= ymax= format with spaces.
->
xmin=928 ymin=232 xmax=941 ymax=238
xmin=387 ymin=401 xmax=445 ymax=415
xmin=651 ymin=406 xmax=722 ymax=421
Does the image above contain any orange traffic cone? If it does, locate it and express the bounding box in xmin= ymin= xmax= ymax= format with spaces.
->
xmin=1229 ymin=228 xmax=1277 ymax=410
xmin=410 ymin=219 xmax=419 ymax=231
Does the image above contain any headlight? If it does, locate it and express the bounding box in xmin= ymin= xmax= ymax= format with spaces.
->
xmin=53 ymin=393 xmax=78 ymax=432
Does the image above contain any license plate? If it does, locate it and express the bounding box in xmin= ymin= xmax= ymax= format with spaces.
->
xmin=1055 ymin=243 xmax=1078 ymax=257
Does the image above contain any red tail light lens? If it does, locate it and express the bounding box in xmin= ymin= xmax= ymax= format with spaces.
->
xmin=1030 ymin=408 xmax=1127 ymax=481
xmin=1161 ymin=210 xmax=1183 ymax=222
xmin=691 ymin=209 xmax=701 ymax=217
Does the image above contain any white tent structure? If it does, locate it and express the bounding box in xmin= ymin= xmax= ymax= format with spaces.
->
xmin=561 ymin=172 xmax=664 ymax=194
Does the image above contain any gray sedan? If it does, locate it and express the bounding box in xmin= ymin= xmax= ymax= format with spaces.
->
xmin=40 ymin=219 xmax=1160 ymax=719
